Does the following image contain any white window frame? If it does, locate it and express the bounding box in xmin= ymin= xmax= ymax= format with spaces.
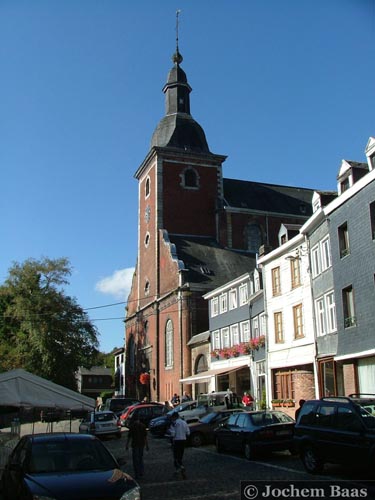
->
xmin=311 ymin=244 xmax=321 ymax=278
xmin=240 ymin=321 xmax=250 ymax=343
xmin=212 ymin=330 xmax=220 ymax=350
xmin=252 ymin=317 xmax=259 ymax=338
xmin=326 ymin=291 xmax=337 ymax=333
xmin=211 ymin=297 xmax=219 ymax=317
xmin=222 ymin=327 xmax=230 ymax=347
xmin=259 ymin=313 xmax=266 ymax=335
xmin=321 ymin=236 xmax=332 ymax=271
xmin=229 ymin=289 xmax=238 ymax=310
xmin=231 ymin=324 xmax=240 ymax=345
xmin=239 ymin=283 xmax=249 ymax=306
xmin=315 ymin=297 xmax=326 ymax=336
xmin=220 ymin=293 xmax=228 ymax=314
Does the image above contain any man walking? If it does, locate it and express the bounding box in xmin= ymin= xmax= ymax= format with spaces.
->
xmin=125 ymin=415 xmax=149 ymax=480
xmin=168 ymin=412 xmax=190 ymax=479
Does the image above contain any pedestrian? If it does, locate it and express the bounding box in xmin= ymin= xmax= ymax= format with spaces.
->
xmin=125 ymin=415 xmax=149 ymax=480
xmin=168 ymin=412 xmax=190 ymax=479
xmin=295 ymin=399 xmax=306 ymax=421
xmin=181 ymin=391 xmax=191 ymax=402
xmin=171 ymin=393 xmax=180 ymax=407
xmin=224 ymin=388 xmax=233 ymax=409
xmin=242 ymin=392 xmax=254 ymax=409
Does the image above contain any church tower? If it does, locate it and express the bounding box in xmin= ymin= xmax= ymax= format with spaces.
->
xmin=125 ymin=34 xmax=228 ymax=402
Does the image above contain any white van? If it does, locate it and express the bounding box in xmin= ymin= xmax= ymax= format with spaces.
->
xmin=197 ymin=391 xmax=242 ymax=409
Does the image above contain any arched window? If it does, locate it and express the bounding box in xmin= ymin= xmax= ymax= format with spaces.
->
xmin=144 ymin=232 xmax=150 ymax=247
xmin=185 ymin=168 xmax=198 ymax=187
xmin=145 ymin=177 xmax=150 ymax=198
xmin=128 ymin=335 xmax=135 ymax=373
xmin=195 ymin=354 xmax=208 ymax=374
xmin=165 ymin=319 xmax=174 ymax=367
xmin=246 ymin=224 xmax=262 ymax=254
xmin=180 ymin=167 xmax=200 ymax=189
xmin=144 ymin=280 xmax=150 ymax=295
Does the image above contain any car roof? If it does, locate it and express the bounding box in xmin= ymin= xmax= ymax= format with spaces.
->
xmin=26 ymin=433 xmax=97 ymax=443
xmin=132 ymin=403 xmax=163 ymax=409
xmin=90 ymin=410 xmax=115 ymax=415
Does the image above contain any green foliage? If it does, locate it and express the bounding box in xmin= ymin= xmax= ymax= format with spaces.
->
xmin=0 ymin=257 xmax=99 ymax=389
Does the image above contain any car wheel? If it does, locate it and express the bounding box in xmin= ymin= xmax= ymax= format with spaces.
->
xmin=190 ymin=433 xmax=203 ymax=447
xmin=215 ymin=437 xmax=223 ymax=453
xmin=244 ymin=441 xmax=255 ymax=460
xmin=289 ymin=444 xmax=298 ymax=456
xmin=301 ymin=446 xmax=324 ymax=474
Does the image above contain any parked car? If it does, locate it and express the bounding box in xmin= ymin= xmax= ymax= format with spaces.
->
xmin=171 ymin=400 xmax=212 ymax=422
xmin=148 ymin=401 xmax=201 ymax=437
xmin=214 ymin=410 xmax=295 ymax=460
xmin=103 ymin=398 xmax=140 ymax=417
xmin=119 ymin=402 xmax=164 ymax=427
xmin=197 ymin=391 xmax=242 ymax=410
xmin=188 ymin=408 xmax=245 ymax=447
xmin=1 ymin=432 xmax=140 ymax=500
xmin=294 ymin=395 xmax=375 ymax=474
xmin=79 ymin=411 xmax=121 ymax=439
xmin=124 ymin=403 xmax=169 ymax=429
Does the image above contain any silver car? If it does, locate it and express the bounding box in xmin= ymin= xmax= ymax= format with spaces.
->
xmin=79 ymin=411 xmax=121 ymax=439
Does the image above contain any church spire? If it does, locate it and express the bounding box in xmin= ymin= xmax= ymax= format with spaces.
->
xmin=150 ymin=11 xmax=210 ymax=153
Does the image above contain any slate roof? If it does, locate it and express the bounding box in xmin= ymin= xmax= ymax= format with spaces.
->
xmin=223 ymin=178 xmax=314 ymax=216
xmin=169 ymin=235 xmax=256 ymax=292
xmin=151 ymin=113 xmax=210 ymax=153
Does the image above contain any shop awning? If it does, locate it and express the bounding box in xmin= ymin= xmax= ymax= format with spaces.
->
xmin=179 ymin=361 xmax=249 ymax=383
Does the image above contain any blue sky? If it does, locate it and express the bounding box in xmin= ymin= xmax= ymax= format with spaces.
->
xmin=1 ymin=0 xmax=374 ymax=353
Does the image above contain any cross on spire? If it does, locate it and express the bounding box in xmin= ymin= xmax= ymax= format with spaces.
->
xmin=172 ymin=9 xmax=183 ymax=65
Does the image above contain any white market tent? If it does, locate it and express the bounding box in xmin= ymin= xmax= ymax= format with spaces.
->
xmin=0 ymin=368 xmax=95 ymax=411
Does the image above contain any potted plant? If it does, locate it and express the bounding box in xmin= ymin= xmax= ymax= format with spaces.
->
xmin=271 ymin=399 xmax=282 ymax=407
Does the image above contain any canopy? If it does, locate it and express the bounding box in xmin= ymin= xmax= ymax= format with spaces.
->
xmin=0 ymin=369 xmax=95 ymax=410
xmin=179 ymin=361 xmax=249 ymax=383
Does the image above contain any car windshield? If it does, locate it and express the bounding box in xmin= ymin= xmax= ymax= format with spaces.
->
xmin=95 ymin=412 xmax=115 ymax=422
xmin=250 ymin=411 xmax=294 ymax=426
xmin=29 ymin=439 xmax=117 ymax=473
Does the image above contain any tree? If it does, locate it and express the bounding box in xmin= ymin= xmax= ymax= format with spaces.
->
xmin=0 ymin=257 xmax=99 ymax=389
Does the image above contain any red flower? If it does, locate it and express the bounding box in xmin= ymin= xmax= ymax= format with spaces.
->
xmin=139 ymin=373 xmax=150 ymax=385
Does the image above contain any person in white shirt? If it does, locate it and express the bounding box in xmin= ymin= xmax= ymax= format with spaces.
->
xmin=168 ymin=412 xmax=190 ymax=479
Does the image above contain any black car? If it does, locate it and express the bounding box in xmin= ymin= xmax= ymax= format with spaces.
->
xmin=188 ymin=409 xmax=245 ymax=447
xmin=1 ymin=432 xmax=140 ymax=500
xmin=294 ymin=395 xmax=375 ymax=474
xmin=215 ymin=410 xmax=295 ymax=460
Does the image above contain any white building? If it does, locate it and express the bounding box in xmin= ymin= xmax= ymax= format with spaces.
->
xmin=258 ymin=227 xmax=318 ymax=414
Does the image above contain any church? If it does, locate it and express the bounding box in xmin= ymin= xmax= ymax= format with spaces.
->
xmin=124 ymin=41 xmax=314 ymax=403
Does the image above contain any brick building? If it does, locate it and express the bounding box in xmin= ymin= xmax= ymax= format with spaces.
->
xmin=124 ymin=44 xmax=314 ymax=403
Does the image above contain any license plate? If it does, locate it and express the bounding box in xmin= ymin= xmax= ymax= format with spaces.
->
xmin=276 ymin=430 xmax=291 ymax=436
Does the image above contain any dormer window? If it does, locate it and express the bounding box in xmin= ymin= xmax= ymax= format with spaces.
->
xmin=340 ymin=176 xmax=350 ymax=194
